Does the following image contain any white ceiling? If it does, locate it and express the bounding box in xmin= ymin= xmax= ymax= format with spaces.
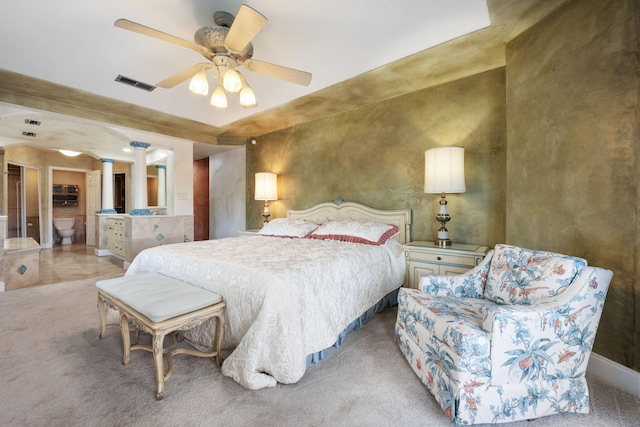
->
xmin=0 ymin=101 xmax=233 ymax=162
xmin=0 ymin=0 xmax=490 ymax=160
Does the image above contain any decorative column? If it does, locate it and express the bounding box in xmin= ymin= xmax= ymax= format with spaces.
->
xmin=156 ymin=165 xmax=166 ymax=207
xmin=99 ymin=158 xmax=117 ymax=214
xmin=129 ymin=141 xmax=152 ymax=216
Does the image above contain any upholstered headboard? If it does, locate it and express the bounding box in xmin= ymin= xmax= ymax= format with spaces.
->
xmin=287 ymin=200 xmax=412 ymax=244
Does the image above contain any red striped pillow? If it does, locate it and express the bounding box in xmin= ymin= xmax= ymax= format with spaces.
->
xmin=308 ymin=220 xmax=399 ymax=245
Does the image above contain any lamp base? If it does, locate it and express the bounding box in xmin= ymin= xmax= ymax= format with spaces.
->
xmin=435 ymin=238 xmax=452 ymax=247
xmin=435 ymin=193 xmax=452 ymax=247
xmin=262 ymin=201 xmax=271 ymax=223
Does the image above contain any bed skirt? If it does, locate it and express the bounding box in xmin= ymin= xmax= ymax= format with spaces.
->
xmin=306 ymin=288 xmax=399 ymax=366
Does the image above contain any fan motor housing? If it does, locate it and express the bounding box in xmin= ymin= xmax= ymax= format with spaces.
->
xmin=194 ymin=11 xmax=254 ymax=61
xmin=194 ymin=26 xmax=254 ymax=61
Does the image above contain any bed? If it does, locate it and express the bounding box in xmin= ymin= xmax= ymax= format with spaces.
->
xmin=124 ymin=200 xmax=411 ymax=390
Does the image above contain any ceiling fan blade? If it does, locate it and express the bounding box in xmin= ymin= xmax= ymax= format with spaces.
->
xmin=243 ymin=59 xmax=312 ymax=86
xmin=224 ymin=5 xmax=268 ymax=55
xmin=156 ymin=63 xmax=209 ymax=88
xmin=114 ymin=19 xmax=211 ymax=58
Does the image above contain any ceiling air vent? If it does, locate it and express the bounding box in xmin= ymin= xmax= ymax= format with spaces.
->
xmin=24 ymin=119 xmax=41 ymax=126
xmin=22 ymin=131 xmax=37 ymax=137
xmin=115 ymin=75 xmax=156 ymax=92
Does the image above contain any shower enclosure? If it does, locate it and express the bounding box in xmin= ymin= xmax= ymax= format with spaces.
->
xmin=6 ymin=163 xmax=41 ymax=243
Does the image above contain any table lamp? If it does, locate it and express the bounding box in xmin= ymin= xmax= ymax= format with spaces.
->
xmin=424 ymin=147 xmax=466 ymax=247
xmin=255 ymin=172 xmax=278 ymax=223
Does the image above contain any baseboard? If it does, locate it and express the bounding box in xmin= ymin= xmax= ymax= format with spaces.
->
xmin=94 ymin=248 xmax=112 ymax=257
xmin=588 ymin=352 xmax=640 ymax=398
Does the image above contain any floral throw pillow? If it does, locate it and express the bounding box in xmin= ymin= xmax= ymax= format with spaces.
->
xmin=484 ymin=244 xmax=587 ymax=305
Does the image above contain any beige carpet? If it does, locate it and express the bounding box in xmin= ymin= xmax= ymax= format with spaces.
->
xmin=1 ymin=277 xmax=639 ymax=427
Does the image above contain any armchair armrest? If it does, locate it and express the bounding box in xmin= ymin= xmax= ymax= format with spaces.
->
xmin=418 ymin=250 xmax=493 ymax=298
xmin=483 ymin=267 xmax=612 ymax=384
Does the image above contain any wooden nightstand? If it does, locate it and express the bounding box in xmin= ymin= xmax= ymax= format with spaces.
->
xmin=403 ymin=241 xmax=488 ymax=289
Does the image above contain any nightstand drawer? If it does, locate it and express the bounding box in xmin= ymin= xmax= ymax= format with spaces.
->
xmin=402 ymin=242 xmax=488 ymax=289
xmin=406 ymin=250 xmax=477 ymax=267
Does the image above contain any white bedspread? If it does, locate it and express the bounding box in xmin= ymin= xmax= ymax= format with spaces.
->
xmin=126 ymin=236 xmax=406 ymax=390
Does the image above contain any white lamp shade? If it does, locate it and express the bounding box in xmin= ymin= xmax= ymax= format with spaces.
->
xmin=223 ymin=68 xmax=243 ymax=93
xmin=189 ymin=71 xmax=209 ymax=95
xmin=239 ymin=85 xmax=257 ymax=108
xmin=210 ymin=84 xmax=228 ymax=108
xmin=424 ymin=146 xmax=466 ymax=194
xmin=255 ymin=172 xmax=278 ymax=201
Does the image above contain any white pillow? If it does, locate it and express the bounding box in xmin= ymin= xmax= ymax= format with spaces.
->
xmin=308 ymin=220 xmax=399 ymax=245
xmin=257 ymin=218 xmax=319 ymax=238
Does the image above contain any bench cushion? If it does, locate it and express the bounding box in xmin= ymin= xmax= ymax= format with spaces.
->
xmin=96 ymin=273 xmax=222 ymax=323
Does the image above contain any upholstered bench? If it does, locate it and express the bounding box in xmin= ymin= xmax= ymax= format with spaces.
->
xmin=96 ymin=273 xmax=226 ymax=400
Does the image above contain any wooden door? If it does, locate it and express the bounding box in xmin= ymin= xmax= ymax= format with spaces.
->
xmin=193 ymin=158 xmax=209 ymax=240
xmin=86 ymin=170 xmax=101 ymax=246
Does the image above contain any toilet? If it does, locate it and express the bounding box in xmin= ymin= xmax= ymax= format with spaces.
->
xmin=53 ymin=218 xmax=76 ymax=245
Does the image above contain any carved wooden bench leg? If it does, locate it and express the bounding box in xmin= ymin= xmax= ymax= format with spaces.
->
xmin=97 ymin=295 xmax=107 ymax=339
xmin=153 ymin=333 xmax=166 ymax=400
xmin=214 ymin=313 xmax=225 ymax=368
xmin=97 ymin=294 xmax=127 ymax=340
xmin=120 ymin=313 xmax=131 ymax=365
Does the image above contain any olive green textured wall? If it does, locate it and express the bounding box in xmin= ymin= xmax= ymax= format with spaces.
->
xmin=247 ymin=68 xmax=507 ymax=247
xmin=506 ymin=0 xmax=639 ymax=370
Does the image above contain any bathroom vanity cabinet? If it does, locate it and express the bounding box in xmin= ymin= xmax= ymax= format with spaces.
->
xmin=97 ymin=214 xmax=194 ymax=269
xmin=107 ymin=217 xmax=125 ymax=258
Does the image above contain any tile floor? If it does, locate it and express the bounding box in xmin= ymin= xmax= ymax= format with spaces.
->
xmin=36 ymin=242 xmax=124 ymax=286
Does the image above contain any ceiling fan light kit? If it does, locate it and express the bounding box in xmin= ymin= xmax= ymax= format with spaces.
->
xmin=115 ymin=5 xmax=312 ymax=110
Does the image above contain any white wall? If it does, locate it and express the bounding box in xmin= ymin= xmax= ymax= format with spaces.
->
xmin=210 ymin=148 xmax=246 ymax=239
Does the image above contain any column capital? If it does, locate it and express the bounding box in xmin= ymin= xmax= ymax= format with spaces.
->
xmin=100 ymin=158 xmax=115 ymax=163
xmin=155 ymin=165 xmax=166 ymax=170
xmin=130 ymin=141 xmax=151 ymax=149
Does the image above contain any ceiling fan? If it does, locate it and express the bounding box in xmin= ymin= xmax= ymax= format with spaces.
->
xmin=115 ymin=4 xmax=312 ymax=109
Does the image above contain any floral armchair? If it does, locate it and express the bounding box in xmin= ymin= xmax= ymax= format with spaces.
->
xmin=395 ymin=244 xmax=612 ymax=425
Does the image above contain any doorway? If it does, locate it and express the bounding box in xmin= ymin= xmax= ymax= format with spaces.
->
xmin=114 ymin=173 xmax=125 ymax=213
xmin=50 ymin=168 xmax=88 ymax=246
xmin=7 ymin=163 xmax=41 ymax=243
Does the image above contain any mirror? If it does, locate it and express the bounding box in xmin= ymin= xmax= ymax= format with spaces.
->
xmin=146 ymin=148 xmax=168 ymax=212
